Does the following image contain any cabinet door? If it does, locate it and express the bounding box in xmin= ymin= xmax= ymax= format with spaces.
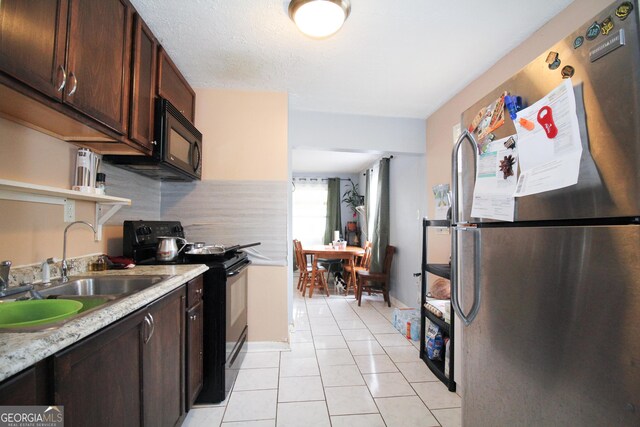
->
xmin=65 ymin=0 xmax=132 ymax=134
xmin=143 ymin=288 xmax=185 ymax=427
xmin=54 ymin=311 xmax=145 ymax=427
xmin=157 ymin=47 xmax=195 ymax=123
xmin=0 ymin=362 xmax=49 ymax=406
xmin=186 ymin=301 xmax=204 ymax=409
xmin=187 ymin=275 xmax=203 ymax=308
xmin=0 ymin=0 xmax=68 ymax=99
xmin=129 ymin=14 xmax=157 ymax=151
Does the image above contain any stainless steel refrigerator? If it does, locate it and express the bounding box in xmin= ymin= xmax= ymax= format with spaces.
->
xmin=451 ymin=1 xmax=639 ymax=425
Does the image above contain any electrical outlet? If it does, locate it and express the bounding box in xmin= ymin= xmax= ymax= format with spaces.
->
xmin=64 ymin=199 xmax=75 ymax=222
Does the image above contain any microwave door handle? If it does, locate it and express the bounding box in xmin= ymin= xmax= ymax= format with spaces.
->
xmin=192 ymin=142 xmax=201 ymax=173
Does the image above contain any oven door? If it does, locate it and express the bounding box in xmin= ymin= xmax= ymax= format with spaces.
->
xmin=225 ymin=260 xmax=249 ymax=367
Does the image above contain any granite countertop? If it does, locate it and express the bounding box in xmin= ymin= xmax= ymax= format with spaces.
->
xmin=0 ymin=264 xmax=208 ymax=382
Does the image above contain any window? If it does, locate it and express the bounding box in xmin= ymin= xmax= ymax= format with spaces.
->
xmin=292 ymin=179 xmax=328 ymax=246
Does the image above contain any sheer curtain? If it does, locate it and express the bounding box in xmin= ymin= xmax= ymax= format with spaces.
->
xmin=292 ymin=179 xmax=328 ymax=246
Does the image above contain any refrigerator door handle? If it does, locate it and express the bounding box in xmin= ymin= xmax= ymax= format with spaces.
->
xmin=451 ymin=226 xmax=481 ymax=326
xmin=451 ymin=130 xmax=477 ymax=225
xmin=451 ymin=130 xmax=480 ymax=326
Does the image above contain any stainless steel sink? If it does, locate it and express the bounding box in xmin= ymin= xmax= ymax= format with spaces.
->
xmin=38 ymin=275 xmax=169 ymax=297
xmin=0 ymin=275 xmax=170 ymax=332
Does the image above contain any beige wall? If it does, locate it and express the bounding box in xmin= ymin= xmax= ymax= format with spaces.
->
xmin=195 ymin=88 xmax=288 ymax=181
xmin=194 ymin=88 xmax=290 ymax=343
xmin=0 ymin=118 xmax=119 ymax=266
xmin=247 ymin=265 xmax=289 ymax=342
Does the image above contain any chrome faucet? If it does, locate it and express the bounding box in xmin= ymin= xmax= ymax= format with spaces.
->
xmin=0 ymin=260 xmax=34 ymax=298
xmin=0 ymin=260 xmax=11 ymax=292
xmin=62 ymin=221 xmax=96 ymax=283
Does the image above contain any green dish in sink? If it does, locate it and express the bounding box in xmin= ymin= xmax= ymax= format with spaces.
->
xmin=0 ymin=299 xmax=83 ymax=328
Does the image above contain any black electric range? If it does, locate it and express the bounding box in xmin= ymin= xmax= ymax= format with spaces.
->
xmin=123 ymin=220 xmax=250 ymax=404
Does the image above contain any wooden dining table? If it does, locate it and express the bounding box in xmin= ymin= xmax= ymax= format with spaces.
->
xmin=302 ymin=245 xmax=365 ymax=298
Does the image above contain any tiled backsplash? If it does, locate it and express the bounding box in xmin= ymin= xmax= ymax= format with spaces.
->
xmin=102 ymin=163 xmax=161 ymax=224
xmin=161 ymin=180 xmax=288 ymax=266
xmin=6 ymin=254 xmax=103 ymax=287
xmin=83 ymin=164 xmax=288 ymax=266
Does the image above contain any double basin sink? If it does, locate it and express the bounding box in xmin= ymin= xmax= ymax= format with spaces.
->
xmin=0 ymin=275 xmax=168 ymax=331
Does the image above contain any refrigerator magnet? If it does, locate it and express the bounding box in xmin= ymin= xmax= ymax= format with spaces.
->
xmin=586 ymin=22 xmax=600 ymax=40
xmin=504 ymin=136 xmax=516 ymax=149
xmin=499 ymin=155 xmax=516 ymax=179
xmin=615 ymin=2 xmax=633 ymax=20
xmin=518 ymin=117 xmax=535 ymax=131
xmin=573 ymin=36 xmax=584 ymax=49
xmin=600 ymin=17 xmax=614 ymax=36
xmin=537 ymin=106 xmax=559 ymax=139
xmin=561 ymin=65 xmax=575 ymax=79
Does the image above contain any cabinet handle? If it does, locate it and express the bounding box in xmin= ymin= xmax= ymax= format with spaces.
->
xmin=196 ymin=288 xmax=202 ymax=295
xmin=151 ymin=140 xmax=157 ymax=146
xmin=144 ymin=313 xmax=155 ymax=344
xmin=143 ymin=314 xmax=152 ymax=343
xmin=147 ymin=313 xmax=155 ymax=343
xmin=67 ymin=72 xmax=78 ymax=97
xmin=56 ymin=65 xmax=67 ymax=92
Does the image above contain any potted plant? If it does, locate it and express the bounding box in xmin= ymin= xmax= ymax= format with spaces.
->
xmin=342 ymin=180 xmax=363 ymax=232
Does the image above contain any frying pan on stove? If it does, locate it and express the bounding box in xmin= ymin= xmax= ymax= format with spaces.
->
xmin=184 ymin=242 xmax=261 ymax=262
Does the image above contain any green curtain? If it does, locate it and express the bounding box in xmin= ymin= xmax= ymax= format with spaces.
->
xmin=323 ymin=178 xmax=342 ymax=244
xmin=362 ymin=169 xmax=371 ymax=245
xmin=370 ymin=158 xmax=390 ymax=273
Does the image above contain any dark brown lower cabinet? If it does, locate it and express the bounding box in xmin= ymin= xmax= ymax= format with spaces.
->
xmin=53 ymin=286 xmax=186 ymax=427
xmin=0 ymin=361 xmax=49 ymax=406
xmin=142 ymin=288 xmax=185 ymax=427
xmin=185 ymin=275 xmax=204 ymax=409
xmin=54 ymin=308 xmax=145 ymax=427
xmin=186 ymin=301 xmax=203 ymax=409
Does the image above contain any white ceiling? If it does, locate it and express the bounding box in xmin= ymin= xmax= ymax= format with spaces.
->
xmin=292 ymin=149 xmax=382 ymax=173
xmin=130 ymin=0 xmax=574 ymax=119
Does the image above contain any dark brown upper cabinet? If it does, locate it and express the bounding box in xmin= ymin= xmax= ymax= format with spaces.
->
xmin=158 ymin=47 xmax=196 ymax=123
xmin=0 ymin=0 xmax=132 ymax=136
xmin=0 ymin=0 xmax=195 ymax=157
xmin=65 ymin=0 xmax=132 ymax=134
xmin=0 ymin=0 xmax=68 ymax=100
xmin=129 ymin=14 xmax=157 ymax=151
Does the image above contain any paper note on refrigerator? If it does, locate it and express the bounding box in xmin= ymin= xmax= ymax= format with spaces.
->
xmin=470 ymin=136 xmax=519 ymax=222
xmin=514 ymin=79 xmax=583 ymax=197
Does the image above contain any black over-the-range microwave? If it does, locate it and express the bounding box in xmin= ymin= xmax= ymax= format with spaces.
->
xmin=105 ymin=97 xmax=202 ymax=181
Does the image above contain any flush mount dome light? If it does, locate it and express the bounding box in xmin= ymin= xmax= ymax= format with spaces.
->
xmin=288 ymin=0 xmax=351 ymax=38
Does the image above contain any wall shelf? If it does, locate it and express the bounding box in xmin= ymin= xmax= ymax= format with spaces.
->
xmin=0 ymin=178 xmax=131 ymax=240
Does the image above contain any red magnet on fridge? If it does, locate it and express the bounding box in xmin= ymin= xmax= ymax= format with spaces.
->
xmin=537 ymin=106 xmax=558 ymax=138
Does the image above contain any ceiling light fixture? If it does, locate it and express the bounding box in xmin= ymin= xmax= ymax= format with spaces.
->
xmin=288 ymin=0 xmax=351 ymax=39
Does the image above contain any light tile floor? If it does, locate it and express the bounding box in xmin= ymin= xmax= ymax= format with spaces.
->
xmin=183 ymin=283 xmax=462 ymax=427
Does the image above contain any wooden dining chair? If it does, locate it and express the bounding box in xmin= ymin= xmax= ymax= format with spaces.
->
xmin=293 ymin=240 xmax=328 ymax=296
xmin=356 ymin=245 xmax=395 ymax=306
xmin=343 ymin=241 xmax=372 ymax=295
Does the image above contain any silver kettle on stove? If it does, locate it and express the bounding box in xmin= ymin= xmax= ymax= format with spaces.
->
xmin=156 ymin=236 xmax=188 ymax=261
